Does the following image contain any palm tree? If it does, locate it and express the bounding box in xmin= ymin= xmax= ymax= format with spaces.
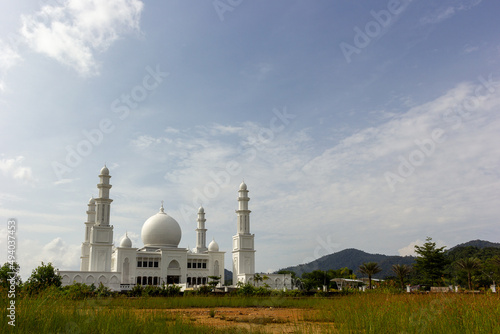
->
xmin=392 ymin=264 xmax=412 ymax=290
xmin=455 ymin=257 xmax=481 ymax=290
xmin=359 ymin=262 xmax=382 ymax=289
xmin=253 ymin=273 xmax=262 ymax=287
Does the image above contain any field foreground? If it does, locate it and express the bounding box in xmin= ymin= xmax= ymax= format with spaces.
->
xmin=2 ymin=292 xmax=499 ymax=333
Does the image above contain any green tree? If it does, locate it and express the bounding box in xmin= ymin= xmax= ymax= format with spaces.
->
xmin=0 ymin=262 xmax=21 ymax=289
xmin=392 ymin=264 xmax=412 ymax=290
xmin=455 ymin=257 xmax=481 ymax=290
xmin=359 ymin=262 xmax=382 ymax=289
xmin=253 ymin=273 xmax=262 ymax=286
xmin=414 ymin=237 xmax=447 ymax=286
xmin=207 ymin=275 xmax=221 ymax=290
xmin=24 ymin=262 xmax=62 ymax=295
xmin=301 ymin=270 xmax=330 ymax=290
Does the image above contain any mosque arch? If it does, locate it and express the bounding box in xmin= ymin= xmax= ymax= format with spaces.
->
xmin=98 ymin=275 xmax=107 ymax=284
xmin=62 ymin=275 xmax=70 ymax=284
xmin=85 ymin=275 xmax=95 ymax=284
xmin=168 ymin=260 xmax=180 ymax=269
xmin=74 ymin=275 xmax=82 ymax=283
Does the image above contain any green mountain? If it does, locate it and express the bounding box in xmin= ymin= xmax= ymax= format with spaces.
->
xmin=449 ymin=239 xmax=500 ymax=250
xmin=278 ymin=248 xmax=415 ymax=279
xmin=277 ymin=240 xmax=500 ymax=279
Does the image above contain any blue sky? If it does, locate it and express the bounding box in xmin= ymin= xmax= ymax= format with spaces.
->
xmin=1 ymin=0 xmax=499 ymax=279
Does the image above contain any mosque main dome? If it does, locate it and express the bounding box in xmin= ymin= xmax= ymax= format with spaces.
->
xmin=141 ymin=204 xmax=182 ymax=248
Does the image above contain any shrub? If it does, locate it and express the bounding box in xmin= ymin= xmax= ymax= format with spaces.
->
xmin=61 ymin=282 xmax=96 ymax=299
xmin=237 ymin=283 xmax=256 ymax=296
xmin=96 ymin=282 xmax=114 ymax=297
xmin=24 ymin=262 xmax=62 ymax=295
xmin=128 ymin=284 xmax=144 ymax=297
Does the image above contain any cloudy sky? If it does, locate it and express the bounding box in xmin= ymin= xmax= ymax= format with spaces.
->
xmin=1 ymin=0 xmax=499 ymax=279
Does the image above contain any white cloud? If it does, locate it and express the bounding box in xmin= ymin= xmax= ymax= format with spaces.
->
xmin=420 ymin=0 xmax=482 ymax=25
xmin=54 ymin=178 xmax=79 ymax=185
xmin=0 ymin=39 xmax=23 ymax=93
xmin=20 ymin=238 xmax=80 ymax=279
xmin=398 ymin=239 xmax=422 ymax=256
xmin=463 ymin=45 xmax=479 ymax=54
xmin=0 ymin=232 xmax=80 ymax=280
xmin=0 ymin=156 xmax=35 ymax=184
xmin=398 ymin=239 xmax=448 ymax=256
xmin=0 ymin=40 xmax=22 ymax=71
xmin=241 ymin=62 xmax=274 ymax=81
xmin=20 ymin=0 xmax=144 ymax=76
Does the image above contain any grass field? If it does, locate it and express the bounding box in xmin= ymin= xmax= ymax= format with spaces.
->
xmin=2 ymin=291 xmax=499 ymax=333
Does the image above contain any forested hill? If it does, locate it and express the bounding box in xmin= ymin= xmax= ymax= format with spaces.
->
xmin=277 ymin=240 xmax=500 ymax=279
xmin=278 ymin=248 xmax=415 ymax=279
xmin=449 ymin=239 xmax=500 ymax=250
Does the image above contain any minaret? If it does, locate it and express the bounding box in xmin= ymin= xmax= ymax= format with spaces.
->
xmin=232 ymin=181 xmax=255 ymax=285
xmin=80 ymin=197 xmax=96 ymax=271
xmin=88 ymin=165 xmax=114 ymax=272
xmin=236 ymin=182 xmax=251 ymax=234
xmin=195 ymin=206 xmax=208 ymax=253
xmin=94 ymin=165 xmax=112 ymax=226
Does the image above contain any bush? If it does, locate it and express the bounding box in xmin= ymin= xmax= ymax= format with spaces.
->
xmin=128 ymin=284 xmax=144 ymax=297
xmin=195 ymin=285 xmax=212 ymax=295
xmin=24 ymin=262 xmax=62 ymax=295
xmin=61 ymin=282 xmax=96 ymax=299
xmin=160 ymin=284 xmax=182 ymax=297
xmin=237 ymin=283 xmax=256 ymax=296
xmin=96 ymin=282 xmax=114 ymax=297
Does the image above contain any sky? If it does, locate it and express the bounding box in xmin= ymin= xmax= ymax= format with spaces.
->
xmin=0 ymin=0 xmax=499 ymax=280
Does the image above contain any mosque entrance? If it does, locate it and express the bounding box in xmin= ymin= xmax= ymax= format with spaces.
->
xmin=167 ymin=275 xmax=180 ymax=284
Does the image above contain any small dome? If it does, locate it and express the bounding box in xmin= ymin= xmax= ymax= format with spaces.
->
xmin=88 ymin=197 xmax=95 ymax=204
xmin=100 ymin=165 xmax=109 ymax=175
xmin=120 ymin=234 xmax=132 ymax=248
xmin=208 ymin=238 xmax=219 ymax=252
xmin=141 ymin=204 xmax=182 ymax=248
xmin=198 ymin=206 xmax=204 ymax=213
xmin=239 ymin=181 xmax=247 ymax=191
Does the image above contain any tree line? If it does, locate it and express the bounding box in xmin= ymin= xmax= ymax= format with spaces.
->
xmin=279 ymin=237 xmax=500 ymax=291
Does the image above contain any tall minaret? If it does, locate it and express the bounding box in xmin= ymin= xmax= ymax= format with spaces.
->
xmin=94 ymin=165 xmax=112 ymax=226
xmin=232 ymin=181 xmax=255 ymax=285
xmin=195 ymin=206 xmax=208 ymax=253
xmin=88 ymin=166 xmax=114 ymax=272
xmin=80 ymin=197 xmax=96 ymax=271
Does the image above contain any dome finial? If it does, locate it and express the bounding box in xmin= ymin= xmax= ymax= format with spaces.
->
xmin=120 ymin=232 xmax=132 ymax=248
xmin=160 ymin=200 xmax=165 ymax=213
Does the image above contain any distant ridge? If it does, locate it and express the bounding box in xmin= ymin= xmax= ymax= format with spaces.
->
xmin=449 ymin=239 xmax=500 ymax=250
xmin=278 ymin=248 xmax=415 ymax=279
xmin=277 ymin=239 xmax=499 ymax=279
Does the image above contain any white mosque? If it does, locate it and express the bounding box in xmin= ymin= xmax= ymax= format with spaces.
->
xmin=59 ymin=166 xmax=292 ymax=291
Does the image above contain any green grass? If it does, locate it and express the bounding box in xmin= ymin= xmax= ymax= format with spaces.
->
xmin=303 ymin=293 xmax=500 ymax=333
xmin=1 ymin=290 xmax=499 ymax=333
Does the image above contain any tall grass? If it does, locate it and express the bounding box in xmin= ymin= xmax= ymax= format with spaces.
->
xmin=303 ymin=293 xmax=500 ymax=333
xmin=2 ymin=289 xmax=498 ymax=333
xmin=1 ymin=292 xmax=248 ymax=333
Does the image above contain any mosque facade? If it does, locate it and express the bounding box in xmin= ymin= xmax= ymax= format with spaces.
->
xmin=58 ymin=166 xmax=292 ymax=291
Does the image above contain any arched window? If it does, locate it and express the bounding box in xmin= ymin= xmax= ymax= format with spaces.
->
xmin=168 ymin=260 xmax=180 ymax=269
